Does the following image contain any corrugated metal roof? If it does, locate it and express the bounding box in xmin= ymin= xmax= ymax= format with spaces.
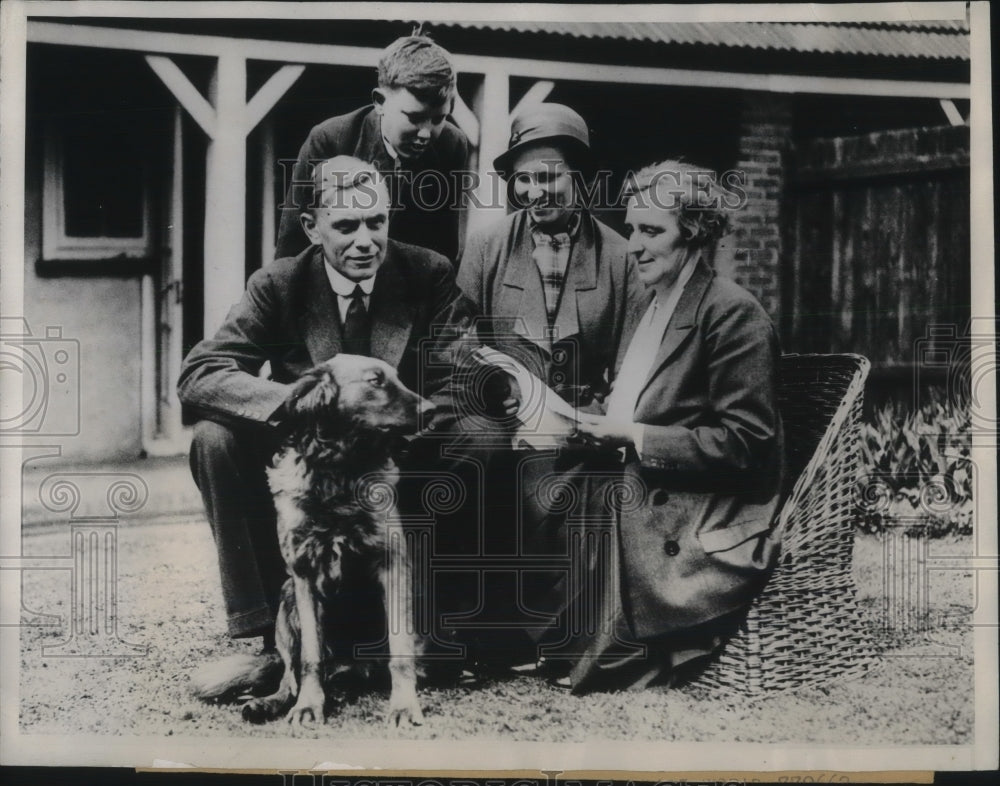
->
xmin=429 ymin=20 xmax=969 ymax=60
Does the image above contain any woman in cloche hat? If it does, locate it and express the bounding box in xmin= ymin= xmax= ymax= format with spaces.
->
xmin=455 ymin=103 xmax=645 ymax=678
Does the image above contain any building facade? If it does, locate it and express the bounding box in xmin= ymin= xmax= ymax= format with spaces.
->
xmin=18 ymin=17 xmax=971 ymax=461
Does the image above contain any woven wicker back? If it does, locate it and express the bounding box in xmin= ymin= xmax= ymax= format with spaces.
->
xmin=776 ymin=354 xmax=870 ymax=491
xmin=696 ymin=352 xmax=876 ymax=694
xmin=774 ymin=353 xmax=870 ymax=564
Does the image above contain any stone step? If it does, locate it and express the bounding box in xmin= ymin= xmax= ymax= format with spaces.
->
xmin=19 ymin=455 xmax=203 ymax=527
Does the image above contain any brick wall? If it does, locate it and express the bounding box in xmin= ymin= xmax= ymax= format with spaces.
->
xmin=719 ymin=92 xmax=792 ymax=321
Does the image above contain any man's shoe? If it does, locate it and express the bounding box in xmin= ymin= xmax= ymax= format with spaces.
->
xmin=508 ymin=655 xmax=571 ymax=679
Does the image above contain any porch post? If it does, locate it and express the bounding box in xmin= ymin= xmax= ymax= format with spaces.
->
xmin=260 ymin=117 xmax=277 ymax=266
xmin=203 ymin=52 xmax=248 ymax=336
xmin=467 ymin=68 xmax=510 ymax=237
xmin=146 ymin=54 xmax=305 ymax=337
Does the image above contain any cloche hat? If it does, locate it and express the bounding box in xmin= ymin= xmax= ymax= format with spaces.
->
xmin=493 ymin=103 xmax=593 ymax=179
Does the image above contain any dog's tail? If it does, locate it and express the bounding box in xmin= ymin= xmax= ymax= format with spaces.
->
xmin=190 ymin=651 xmax=283 ymax=704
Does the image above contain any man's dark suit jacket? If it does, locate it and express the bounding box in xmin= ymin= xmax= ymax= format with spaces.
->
xmin=177 ymin=241 xmax=475 ymax=434
xmin=274 ymin=105 xmax=470 ymax=264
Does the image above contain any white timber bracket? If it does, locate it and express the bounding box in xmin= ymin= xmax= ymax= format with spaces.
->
xmin=145 ymin=54 xmax=305 ymax=335
xmin=510 ymin=80 xmax=555 ymax=119
xmin=938 ymin=97 xmax=967 ymax=126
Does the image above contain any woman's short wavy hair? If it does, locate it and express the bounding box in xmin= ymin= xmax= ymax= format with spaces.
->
xmin=625 ymin=159 xmax=732 ymax=249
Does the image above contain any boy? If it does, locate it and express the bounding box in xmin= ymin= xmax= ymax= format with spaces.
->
xmin=274 ymin=35 xmax=470 ymax=263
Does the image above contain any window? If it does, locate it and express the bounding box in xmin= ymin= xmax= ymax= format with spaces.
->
xmin=43 ymin=115 xmax=153 ymax=260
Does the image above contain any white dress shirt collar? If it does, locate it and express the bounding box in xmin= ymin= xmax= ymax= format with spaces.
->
xmin=324 ymin=262 xmax=375 ymax=323
xmin=325 ymin=263 xmax=375 ymax=298
xmin=652 ymin=253 xmax=699 ymax=313
xmin=605 ymin=254 xmax=699 ymax=423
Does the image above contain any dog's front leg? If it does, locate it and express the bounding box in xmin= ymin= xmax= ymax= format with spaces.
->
xmin=287 ymin=575 xmax=325 ymax=726
xmin=382 ymin=524 xmax=424 ymax=727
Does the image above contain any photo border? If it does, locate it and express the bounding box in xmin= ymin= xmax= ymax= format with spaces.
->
xmin=0 ymin=0 xmax=995 ymax=776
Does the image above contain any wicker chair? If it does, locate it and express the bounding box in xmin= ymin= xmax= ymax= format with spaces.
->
xmin=694 ymin=353 xmax=879 ymax=694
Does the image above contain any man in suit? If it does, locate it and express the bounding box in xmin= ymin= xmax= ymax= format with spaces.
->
xmin=275 ymin=35 xmax=470 ymax=264
xmin=178 ymin=156 xmax=475 ymax=650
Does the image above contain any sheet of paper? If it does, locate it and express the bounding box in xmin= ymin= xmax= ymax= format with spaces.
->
xmin=473 ymin=345 xmax=582 ymax=448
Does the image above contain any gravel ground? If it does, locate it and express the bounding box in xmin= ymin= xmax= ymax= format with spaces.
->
xmin=18 ymin=517 xmax=975 ymax=744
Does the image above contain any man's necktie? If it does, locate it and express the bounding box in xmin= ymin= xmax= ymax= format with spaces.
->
xmin=342 ymin=285 xmax=372 ymax=357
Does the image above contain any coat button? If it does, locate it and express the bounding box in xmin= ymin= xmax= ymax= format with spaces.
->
xmin=651 ymin=489 xmax=670 ymax=505
xmin=663 ymin=539 xmax=680 ymax=556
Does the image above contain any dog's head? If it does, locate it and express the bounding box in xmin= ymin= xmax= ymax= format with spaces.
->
xmin=282 ymin=354 xmax=435 ymax=437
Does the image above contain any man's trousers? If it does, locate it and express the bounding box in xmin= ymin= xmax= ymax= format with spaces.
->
xmin=189 ymin=420 xmax=286 ymax=639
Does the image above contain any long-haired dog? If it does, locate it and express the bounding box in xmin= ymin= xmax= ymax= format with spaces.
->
xmin=192 ymin=355 xmax=433 ymax=727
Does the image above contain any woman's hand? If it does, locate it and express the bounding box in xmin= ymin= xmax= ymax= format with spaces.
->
xmin=501 ymin=377 xmax=521 ymax=418
xmin=501 ymin=396 xmax=520 ymax=418
xmin=574 ymin=414 xmax=641 ymax=449
xmin=482 ymin=370 xmax=521 ymax=419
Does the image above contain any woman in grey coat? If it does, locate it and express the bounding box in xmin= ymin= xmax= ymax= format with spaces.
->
xmin=561 ymin=160 xmax=786 ymax=692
